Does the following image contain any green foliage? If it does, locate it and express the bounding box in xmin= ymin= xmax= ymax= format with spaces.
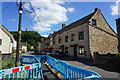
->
xmin=10 ymin=31 xmax=44 ymax=47
xmin=115 ymin=53 xmax=120 ymax=59
xmin=2 ymin=54 xmax=16 ymax=69
xmin=22 ymin=50 xmax=25 ymax=53
xmin=12 ymin=49 xmax=16 ymax=53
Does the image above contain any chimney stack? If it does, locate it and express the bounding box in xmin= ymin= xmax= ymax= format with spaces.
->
xmin=26 ymin=28 xmax=28 ymax=31
xmin=54 ymin=31 xmax=56 ymax=33
xmin=94 ymin=8 xmax=101 ymax=13
xmin=62 ymin=23 xmax=66 ymax=29
xmin=116 ymin=18 xmax=120 ymax=53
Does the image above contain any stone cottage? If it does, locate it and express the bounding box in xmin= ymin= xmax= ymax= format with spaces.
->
xmin=41 ymin=8 xmax=118 ymax=59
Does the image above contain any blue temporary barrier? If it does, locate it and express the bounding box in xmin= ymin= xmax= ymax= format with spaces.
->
xmin=20 ymin=55 xmax=46 ymax=64
xmin=0 ymin=63 xmax=43 ymax=80
xmin=21 ymin=55 xmax=101 ymax=80
xmin=47 ymin=56 xmax=101 ymax=80
xmin=0 ymin=55 xmax=43 ymax=80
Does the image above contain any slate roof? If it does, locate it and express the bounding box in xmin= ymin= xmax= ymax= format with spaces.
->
xmin=52 ymin=12 xmax=95 ymax=36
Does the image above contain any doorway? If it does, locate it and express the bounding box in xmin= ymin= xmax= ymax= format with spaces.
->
xmin=74 ymin=46 xmax=77 ymax=57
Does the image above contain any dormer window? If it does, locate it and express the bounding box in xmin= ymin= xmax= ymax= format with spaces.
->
xmin=92 ymin=19 xmax=96 ymax=25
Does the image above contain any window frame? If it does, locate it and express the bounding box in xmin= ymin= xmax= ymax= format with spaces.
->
xmin=65 ymin=47 xmax=68 ymax=53
xmin=65 ymin=35 xmax=68 ymax=42
xmin=58 ymin=38 xmax=61 ymax=44
xmin=71 ymin=34 xmax=74 ymax=41
xmin=0 ymin=39 xmax=2 ymax=45
xmin=92 ymin=19 xmax=96 ymax=25
xmin=78 ymin=31 xmax=84 ymax=40
xmin=79 ymin=46 xmax=84 ymax=55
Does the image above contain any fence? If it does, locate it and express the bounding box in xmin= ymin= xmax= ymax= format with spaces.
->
xmin=1 ymin=53 xmax=16 ymax=69
xmin=0 ymin=55 xmax=43 ymax=80
xmin=0 ymin=63 xmax=43 ymax=80
xmin=21 ymin=55 xmax=101 ymax=80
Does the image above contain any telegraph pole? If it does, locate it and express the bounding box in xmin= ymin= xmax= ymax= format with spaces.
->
xmin=116 ymin=18 xmax=120 ymax=53
xmin=15 ymin=0 xmax=23 ymax=67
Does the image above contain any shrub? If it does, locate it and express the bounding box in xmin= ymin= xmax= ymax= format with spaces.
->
xmin=22 ymin=50 xmax=25 ymax=53
xmin=115 ymin=53 xmax=120 ymax=59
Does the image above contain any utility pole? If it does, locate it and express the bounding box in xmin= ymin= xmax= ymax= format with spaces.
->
xmin=116 ymin=18 xmax=120 ymax=53
xmin=15 ymin=0 xmax=23 ymax=67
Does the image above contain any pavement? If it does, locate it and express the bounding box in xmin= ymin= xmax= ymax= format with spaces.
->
xmin=59 ymin=57 xmax=120 ymax=80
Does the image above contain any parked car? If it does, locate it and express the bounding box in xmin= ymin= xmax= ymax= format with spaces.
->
xmin=41 ymin=51 xmax=47 ymax=55
xmin=46 ymin=51 xmax=51 ymax=55
xmin=41 ymin=51 xmax=51 ymax=55
xmin=50 ymin=50 xmax=63 ymax=57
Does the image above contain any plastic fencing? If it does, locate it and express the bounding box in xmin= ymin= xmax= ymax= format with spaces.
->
xmin=21 ymin=55 xmax=101 ymax=80
xmin=0 ymin=63 xmax=43 ymax=80
xmin=47 ymin=56 xmax=101 ymax=80
xmin=0 ymin=55 xmax=43 ymax=80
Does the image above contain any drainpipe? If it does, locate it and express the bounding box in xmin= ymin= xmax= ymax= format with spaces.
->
xmin=116 ymin=18 xmax=120 ymax=53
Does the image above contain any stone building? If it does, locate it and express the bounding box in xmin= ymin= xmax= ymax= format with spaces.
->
xmin=41 ymin=8 xmax=118 ymax=59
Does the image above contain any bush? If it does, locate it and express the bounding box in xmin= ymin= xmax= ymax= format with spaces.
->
xmin=22 ymin=50 xmax=25 ymax=53
xmin=115 ymin=53 xmax=120 ymax=59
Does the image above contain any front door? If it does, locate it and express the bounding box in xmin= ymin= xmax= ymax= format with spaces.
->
xmin=62 ymin=47 xmax=64 ymax=54
xmin=74 ymin=46 xmax=77 ymax=57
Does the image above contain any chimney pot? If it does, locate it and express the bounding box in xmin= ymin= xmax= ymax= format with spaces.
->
xmin=26 ymin=28 xmax=28 ymax=31
xmin=62 ymin=23 xmax=66 ymax=29
xmin=95 ymin=8 xmax=101 ymax=13
xmin=54 ymin=31 xmax=56 ymax=33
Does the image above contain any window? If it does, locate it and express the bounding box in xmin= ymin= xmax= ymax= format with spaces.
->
xmin=50 ymin=37 xmax=53 ymax=40
xmin=78 ymin=32 xmax=84 ymax=40
xmin=53 ymin=41 xmax=55 ymax=45
xmin=92 ymin=19 xmax=96 ymax=25
xmin=0 ymin=39 xmax=2 ymax=45
xmin=50 ymin=42 xmax=53 ymax=45
xmin=65 ymin=47 xmax=68 ymax=53
xmin=65 ymin=36 xmax=68 ymax=42
xmin=59 ymin=34 xmax=61 ymax=37
xmin=71 ymin=34 xmax=74 ymax=41
xmin=58 ymin=38 xmax=61 ymax=44
xmin=53 ymin=37 xmax=55 ymax=40
xmin=79 ymin=46 xmax=84 ymax=55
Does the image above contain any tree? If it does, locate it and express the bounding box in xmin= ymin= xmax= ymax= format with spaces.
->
xmin=10 ymin=31 xmax=44 ymax=47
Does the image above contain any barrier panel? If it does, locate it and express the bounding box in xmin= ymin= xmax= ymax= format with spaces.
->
xmin=20 ymin=55 xmax=46 ymax=64
xmin=21 ymin=55 xmax=101 ymax=80
xmin=46 ymin=56 xmax=101 ymax=80
xmin=0 ymin=63 xmax=43 ymax=80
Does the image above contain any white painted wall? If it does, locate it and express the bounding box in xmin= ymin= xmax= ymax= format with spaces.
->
xmin=12 ymin=40 xmax=17 ymax=50
xmin=0 ymin=28 xmax=13 ymax=54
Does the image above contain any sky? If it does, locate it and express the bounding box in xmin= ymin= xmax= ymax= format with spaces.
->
xmin=1 ymin=0 xmax=120 ymax=36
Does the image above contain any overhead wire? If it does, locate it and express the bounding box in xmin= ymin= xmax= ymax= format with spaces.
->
xmin=28 ymin=1 xmax=49 ymax=35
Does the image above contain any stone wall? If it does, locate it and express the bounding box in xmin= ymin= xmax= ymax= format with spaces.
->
xmin=89 ymin=9 xmax=118 ymax=58
xmin=53 ymin=23 xmax=90 ymax=59
xmin=93 ymin=52 xmax=120 ymax=70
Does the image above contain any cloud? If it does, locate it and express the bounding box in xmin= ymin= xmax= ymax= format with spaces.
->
xmin=68 ymin=8 xmax=74 ymax=13
xmin=23 ymin=0 xmax=74 ymax=33
xmin=111 ymin=0 xmax=120 ymax=16
xmin=41 ymin=35 xmax=49 ymax=37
